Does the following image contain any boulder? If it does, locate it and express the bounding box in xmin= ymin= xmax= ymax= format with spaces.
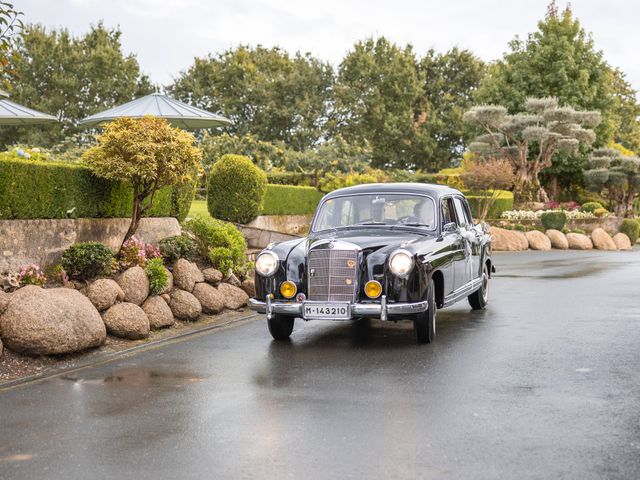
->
xmin=0 ymin=337 xmax=2 ymax=357
xmin=192 ymin=282 xmax=224 ymax=314
xmin=590 ymin=228 xmax=617 ymax=251
xmin=489 ymin=227 xmax=529 ymax=251
xmin=566 ymin=233 xmax=593 ymax=250
xmin=102 ymin=302 xmax=150 ymax=339
xmin=224 ymin=272 xmax=242 ymax=287
xmin=545 ymin=229 xmax=568 ymax=250
xmin=612 ymin=232 xmax=632 ymax=251
xmin=169 ymin=290 xmax=202 ymax=321
xmin=525 ymin=230 xmax=551 ymax=251
xmin=241 ymin=279 xmax=256 ymax=298
xmin=159 ymin=269 xmax=173 ymax=294
xmin=0 ymin=290 xmax=10 ymax=315
xmin=85 ymin=278 xmax=125 ymax=312
xmin=0 ymin=271 xmax=19 ymax=292
xmin=173 ymin=259 xmax=205 ymax=292
xmin=217 ymin=282 xmax=249 ymax=310
xmin=160 ymin=293 xmax=171 ymax=304
xmin=202 ymin=268 xmax=223 ymax=285
xmin=117 ymin=266 xmax=149 ymax=305
xmin=141 ymin=296 xmax=175 ymax=329
xmin=0 ymin=285 xmax=106 ymax=355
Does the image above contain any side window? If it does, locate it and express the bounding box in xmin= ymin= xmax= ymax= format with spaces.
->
xmin=441 ymin=198 xmax=453 ymax=225
xmin=453 ymin=197 xmax=469 ymax=227
xmin=462 ymin=199 xmax=474 ymax=225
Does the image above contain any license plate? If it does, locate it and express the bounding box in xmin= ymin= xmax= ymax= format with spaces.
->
xmin=303 ymin=302 xmax=351 ymax=320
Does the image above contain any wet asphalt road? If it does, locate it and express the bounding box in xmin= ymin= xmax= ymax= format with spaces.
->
xmin=1 ymin=250 xmax=640 ymax=479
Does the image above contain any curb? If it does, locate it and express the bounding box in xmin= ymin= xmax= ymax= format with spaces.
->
xmin=0 ymin=311 xmax=260 ymax=392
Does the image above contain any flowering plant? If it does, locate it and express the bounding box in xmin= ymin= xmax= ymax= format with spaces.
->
xmin=119 ymin=236 xmax=162 ymax=269
xmin=500 ymin=209 xmax=596 ymax=221
xmin=18 ymin=264 xmax=47 ymax=286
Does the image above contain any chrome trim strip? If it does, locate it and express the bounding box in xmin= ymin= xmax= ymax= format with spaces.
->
xmin=442 ymin=277 xmax=483 ymax=307
xmin=249 ymin=295 xmax=429 ymax=321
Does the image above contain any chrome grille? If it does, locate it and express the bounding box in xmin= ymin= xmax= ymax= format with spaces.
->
xmin=308 ymin=249 xmax=358 ymax=302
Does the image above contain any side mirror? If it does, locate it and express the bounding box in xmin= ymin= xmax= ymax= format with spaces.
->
xmin=442 ymin=222 xmax=458 ymax=234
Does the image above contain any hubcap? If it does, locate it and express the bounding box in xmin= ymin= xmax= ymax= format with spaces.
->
xmin=482 ymin=268 xmax=489 ymax=302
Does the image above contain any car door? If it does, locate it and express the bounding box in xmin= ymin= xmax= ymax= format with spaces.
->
xmin=441 ymin=196 xmax=466 ymax=292
xmin=453 ymin=196 xmax=478 ymax=283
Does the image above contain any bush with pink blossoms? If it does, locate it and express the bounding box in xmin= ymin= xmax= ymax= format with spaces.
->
xmin=18 ymin=264 xmax=47 ymax=287
xmin=119 ymin=236 xmax=162 ymax=269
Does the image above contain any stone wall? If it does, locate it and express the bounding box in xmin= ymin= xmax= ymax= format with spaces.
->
xmin=0 ymin=217 xmax=180 ymax=271
xmin=246 ymin=214 xmax=312 ymax=236
xmin=237 ymin=225 xmax=300 ymax=249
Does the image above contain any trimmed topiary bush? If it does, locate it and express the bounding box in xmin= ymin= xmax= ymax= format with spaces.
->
xmin=159 ymin=234 xmax=198 ymax=263
xmin=207 ymin=154 xmax=267 ymax=224
xmin=262 ymin=184 xmax=325 ymax=215
xmin=61 ymin=242 xmax=114 ymax=280
xmin=540 ymin=211 xmax=567 ymax=231
xmin=146 ymin=258 xmax=169 ymax=296
xmin=580 ymin=201 xmax=604 ymax=213
xmin=183 ymin=216 xmax=247 ymax=275
xmin=620 ymin=218 xmax=640 ymax=244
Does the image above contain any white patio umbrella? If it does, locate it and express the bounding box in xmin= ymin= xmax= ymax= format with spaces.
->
xmin=78 ymin=92 xmax=232 ymax=129
xmin=0 ymin=89 xmax=59 ymax=125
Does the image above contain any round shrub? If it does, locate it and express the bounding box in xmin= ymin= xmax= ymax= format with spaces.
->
xmin=61 ymin=242 xmax=114 ymax=280
xmin=207 ymin=154 xmax=267 ymax=224
xmin=183 ymin=216 xmax=247 ymax=275
xmin=145 ymin=257 xmax=169 ymax=296
xmin=159 ymin=234 xmax=198 ymax=263
xmin=540 ymin=211 xmax=567 ymax=231
xmin=620 ymin=218 xmax=640 ymax=244
xmin=593 ymin=208 xmax=609 ymax=218
xmin=580 ymin=201 xmax=604 ymax=213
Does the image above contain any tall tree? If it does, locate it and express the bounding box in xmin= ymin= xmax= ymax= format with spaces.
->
xmin=0 ymin=1 xmax=23 ymax=75
xmin=168 ymin=45 xmax=333 ymax=151
xmin=0 ymin=23 xmax=153 ymax=148
xmin=332 ymin=36 xmax=434 ymax=170
xmin=475 ymin=2 xmax=615 ymax=144
xmin=419 ymin=48 xmax=485 ymax=168
xmin=464 ymin=97 xmax=600 ymax=202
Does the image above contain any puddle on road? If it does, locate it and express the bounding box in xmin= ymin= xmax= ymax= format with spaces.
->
xmin=60 ymin=368 xmax=205 ymax=387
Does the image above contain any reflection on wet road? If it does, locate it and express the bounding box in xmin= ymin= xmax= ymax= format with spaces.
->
xmin=1 ymin=249 xmax=639 ymax=479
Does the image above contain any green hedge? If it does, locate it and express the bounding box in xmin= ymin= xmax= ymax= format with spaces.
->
xmin=464 ymin=190 xmax=514 ymax=220
xmin=266 ymin=171 xmax=315 ymax=186
xmin=262 ymin=184 xmax=325 ymax=215
xmin=0 ymin=158 xmax=194 ymax=220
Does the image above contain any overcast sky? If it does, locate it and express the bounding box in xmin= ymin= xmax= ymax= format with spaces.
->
xmin=17 ymin=0 xmax=640 ymax=94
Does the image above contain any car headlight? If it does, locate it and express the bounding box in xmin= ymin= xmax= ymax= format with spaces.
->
xmin=255 ymin=251 xmax=279 ymax=277
xmin=389 ymin=249 xmax=414 ymax=277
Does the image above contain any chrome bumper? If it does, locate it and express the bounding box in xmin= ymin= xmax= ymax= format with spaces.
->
xmin=248 ymin=295 xmax=428 ymax=321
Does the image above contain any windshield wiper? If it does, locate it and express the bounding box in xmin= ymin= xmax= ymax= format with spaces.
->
xmin=355 ymin=221 xmax=386 ymax=226
xmin=391 ymin=223 xmax=431 ymax=229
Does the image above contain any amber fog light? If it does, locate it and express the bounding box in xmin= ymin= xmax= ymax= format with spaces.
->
xmin=364 ymin=280 xmax=382 ymax=299
xmin=280 ymin=281 xmax=297 ymax=299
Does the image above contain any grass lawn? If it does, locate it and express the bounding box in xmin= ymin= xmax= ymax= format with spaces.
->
xmin=188 ymin=199 xmax=211 ymax=219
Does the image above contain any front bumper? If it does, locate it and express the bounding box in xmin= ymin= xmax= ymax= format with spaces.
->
xmin=249 ymin=295 xmax=428 ymax=321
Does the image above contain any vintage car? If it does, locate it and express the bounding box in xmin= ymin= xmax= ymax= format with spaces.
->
xmin=249 ymin=183 xmax=493 ymax=343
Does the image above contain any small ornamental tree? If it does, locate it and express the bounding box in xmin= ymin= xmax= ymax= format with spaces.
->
xmin=460 ymin=158 xmax=515 ymax=220
xmin=584 ymin=148 xmax=640 ymax=217
xmin=83 ymin=117 xmax=201 ymax=247
xmin=464 ymin=97 xmax=600 ymax=202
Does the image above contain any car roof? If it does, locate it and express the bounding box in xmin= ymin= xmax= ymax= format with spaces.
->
xmin=323 ymin=182 xmax=463 ymax=200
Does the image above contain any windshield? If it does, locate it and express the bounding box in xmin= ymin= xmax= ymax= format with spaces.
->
xmin=312 ymin=193 xmax=437 ymax=232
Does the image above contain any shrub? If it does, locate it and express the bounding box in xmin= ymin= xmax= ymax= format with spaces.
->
xmin=17 ymin=264 xmax=46 ymax=286
xmin=540 ymin=211 xmax=567 ymax=230
xmin=266 ymin=171 xmax=315 ymax=186
xmin=159 ymin=234 xmax=198 ymax=263
xmin=183 ymin=216 xmax=247 ymax=275
xmin=61 ymin=242 xmax=114 ymax=280
xmin=146 ymin=258 xmax=169 ymax=296
xmin=0 ymin=156 xmax=194 ymax=220
xmin=262 ymin=184 xmax=325 ymax=215
xmin=318 ymin=169 xmax=387 ymax=193
xmin=513 ymin=224 xmax=527 ymax=232
xmin=581 ymin=201 xmax=604 ymax=213
xmin=119 ymin=236 xmax=161 ymax=269
xmin=593 ymin=208 xmax=609 ymax=218
xmin=620 ymin=218 xmax=640 ymax=244
xmin=571 ymin=228 xmax=586 ymax=235
xmin=207 ymin=154 xmax=267 ymax=224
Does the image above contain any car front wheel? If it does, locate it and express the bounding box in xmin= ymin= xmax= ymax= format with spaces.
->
xmin=468 ymin=263 xmax=490 ymax=310
xmin=414 ymin=279 xmax=436 ymax=344
xmin=267 ymin=314 xmax=295 ymax=340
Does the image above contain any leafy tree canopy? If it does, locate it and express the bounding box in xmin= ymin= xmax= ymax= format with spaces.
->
xmin=168 ymin=45 xmax=334 ymax=151
xmin=0 ymin=22 xmax=153 ymax=148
